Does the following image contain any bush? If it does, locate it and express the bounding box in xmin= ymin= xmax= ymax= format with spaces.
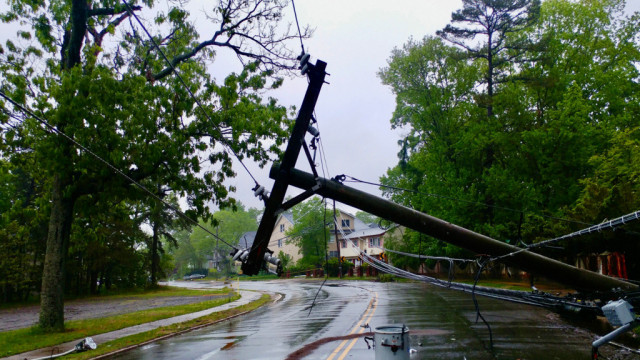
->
xmin=326 ymin=257 xmax=354 ymax=277
xmin=378 ymin=273 xmax=395 ymax=283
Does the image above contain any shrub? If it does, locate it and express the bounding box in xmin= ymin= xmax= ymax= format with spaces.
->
xmin=378 ymin=273 xmax=395 ymax=283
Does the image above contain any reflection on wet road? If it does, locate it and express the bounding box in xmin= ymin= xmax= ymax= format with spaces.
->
xmin=113 ymin=280 xmax=599 ymax=359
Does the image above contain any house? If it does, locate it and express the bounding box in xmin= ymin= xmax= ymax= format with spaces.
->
xmin=209 ymin=231 xmax=256 ymax=272
xmin=237 ymin=231 xmax=256 ymax=249
xmin=267 ymin=208 xmax=395 ymax=266
xmin=328 ymin=210 xmax=389 ymax=266
xmin=267 ymin=212 xmax=303 ymax=263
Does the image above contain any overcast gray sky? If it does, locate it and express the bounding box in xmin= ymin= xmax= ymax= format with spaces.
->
xmin=224 ymin=0 xmax=640 ymax=213
xmin=223 ymin=1 xmax=464 ymax=212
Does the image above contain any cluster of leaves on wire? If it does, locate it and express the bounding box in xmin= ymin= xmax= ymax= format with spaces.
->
xmin=0 ymin=0 xmax=308 ymax=331
xmin=378 ymin=0 xmax=640 ymax=269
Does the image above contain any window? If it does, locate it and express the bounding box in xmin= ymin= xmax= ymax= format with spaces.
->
xmin=369 ymin=237 xmax=380 ymax=247
xmin=278 ymin=239 xmax=282 ymax=248
xmin=329 ymin=251 xmax=338 ymax=258
xmin=340 ymin=240 xmax=346 ymax=248
xmin=329 ymin=235 xmax=335 ymax=243
xmin=341 ymin=219 xmax=350 ymax=227
xmin=280 ymin=224 xmax=285 ymax=232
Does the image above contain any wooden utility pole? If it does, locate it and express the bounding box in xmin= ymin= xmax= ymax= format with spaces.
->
xmin=333 ymin=200 xmax=342 ymax=278
xmin=241 ymin=58 xmax=327 ymax=276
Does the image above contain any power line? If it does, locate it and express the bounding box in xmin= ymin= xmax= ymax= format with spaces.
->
xmin=382 ymin=247 xmax=475 ymax=264
xmin=331 ymin=218 xmax=615 ymax=316
xmin=492 ymin=209 xmax=640 ymax=262
xmin=307 ymin=196 xmax=330 ymax=317
xmin=291 ymin=0 xmax=306 ymax=54
xmin=315 ymin=112 xmax=332 ymax=179
xmin=0 ymin=90 xmax=238 ymax=250
xmin=359 ymin=244 xmax=602 ymax=311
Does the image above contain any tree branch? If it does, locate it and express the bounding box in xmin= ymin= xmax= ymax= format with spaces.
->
xmin=88 ymin=5 xmax=141 ymax=17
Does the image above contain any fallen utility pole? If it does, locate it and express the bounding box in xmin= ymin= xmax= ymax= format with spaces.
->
xmin=270 ymin=164 xmax=638 ymax=293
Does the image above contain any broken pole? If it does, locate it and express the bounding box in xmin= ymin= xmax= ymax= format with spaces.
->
xmin=241 ymin=59 xmax=328 ymax=276
xmin=270 ymin=165 xmax=638 ymax=293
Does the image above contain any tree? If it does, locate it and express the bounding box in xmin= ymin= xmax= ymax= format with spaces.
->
xmin=277 ymin=251 xmax=292 ymax=270
xmin=169 ymin=229 xmax=205 ymax=276
xmin=145 ymin=193 xmax=191 ymax=287
xmin=0 ymin=158 xmax=48 ymax=302
xmin=379 ymin=0 xmax=640 ymax=267
xmin=67 ymin=200 xmax=148 ymax=293
xmin=286 ymin=197 xmax=330 ymax=268
xmin=437 ymin=0 xmax=541 ymax=117
xmin=355 ymin=211 xmax=378 ymax=225
xmin=1 ymin=0 xmax=306 ymax=331
xmin=378 ymin=36 xmax=485 ymax=239
xmin=189 ymin=202 xmax=260 ymax=275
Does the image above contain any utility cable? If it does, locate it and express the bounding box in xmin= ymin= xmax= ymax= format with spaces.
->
xmin=472 ymin=257 xmax=493 ymax=350
xmin=307 ymin=197 xmax=330 ymax=317
xmin=333 ymin=219 xmax=602 ymax=313
xmin=381 ymin=248 xmax=475 ymax=263
xmin=121 ymin=0 xmax=260 ymax=187
xmin=291 ymin=0 xmax=305 ymax=54
xmin=492 ymin=209 xmax=640 ymax=262
xmin=314 ymin=111 xmax=332 ymax=178
xmin=0 ymin=90 xmax=238 ymax=250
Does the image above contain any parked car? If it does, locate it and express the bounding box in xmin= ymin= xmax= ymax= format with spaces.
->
xmin=183 ymin=273 xmax=206 ymax=281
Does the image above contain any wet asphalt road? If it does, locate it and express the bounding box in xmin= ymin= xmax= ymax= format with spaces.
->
xmin=112 ymin=279 xmax=607 ymax=359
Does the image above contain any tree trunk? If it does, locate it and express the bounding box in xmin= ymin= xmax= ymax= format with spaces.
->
xmin=487 ymin=32 xmax=494 ymax=118
xmin=39 ymin=174 xmax=74 ymax=331
xmin=150 ymin=221 xmax=159 ymax=286
xmin=38 ymin=0 xmax=87 ymax=332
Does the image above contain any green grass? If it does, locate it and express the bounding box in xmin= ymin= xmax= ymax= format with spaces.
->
xmin=238 ymin=274 xmax=279 ymax=281
xmin=0 ymin=285 xmax=231 ymax=310
xmin=65 ymin=294 xmax=272 ymax=360
xmin=80 ymin=285 xmax=231 ymax=300
xmin=0 ymin=291 xmax=240 ymax=357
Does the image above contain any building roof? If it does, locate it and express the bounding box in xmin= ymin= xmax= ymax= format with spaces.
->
xmin=344 ymin=226 xmax=387 ymax=240
xmin=280 ymin=212 xmax=294 ymax=225
xmin=238 ymin=231 xmax=256 ymax=249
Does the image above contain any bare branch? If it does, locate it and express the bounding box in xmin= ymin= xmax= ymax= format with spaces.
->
xmin=152 ymin=0 xmax=308 ymax=81
xmin=88 ymin=5 xmax=142 ymax=17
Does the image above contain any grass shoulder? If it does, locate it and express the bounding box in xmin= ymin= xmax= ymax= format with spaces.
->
xmin=65 ymin=294 xmax=272 ymax=360
xmin=0 ymin=285 xmax=231 ymax=311
xmin=0 ymin=288 xmax=238 ymax=357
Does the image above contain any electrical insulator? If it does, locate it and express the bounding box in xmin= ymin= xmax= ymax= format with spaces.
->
xmin=264 ymin=252 xmax=281 ymax=266
xmin=307 ymin=125 xmax=319 ymax=137
xmin=299 ymin=53 xmax=311 ymax=75
xmin=252 ymin=184 xmax=269 ymax=202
